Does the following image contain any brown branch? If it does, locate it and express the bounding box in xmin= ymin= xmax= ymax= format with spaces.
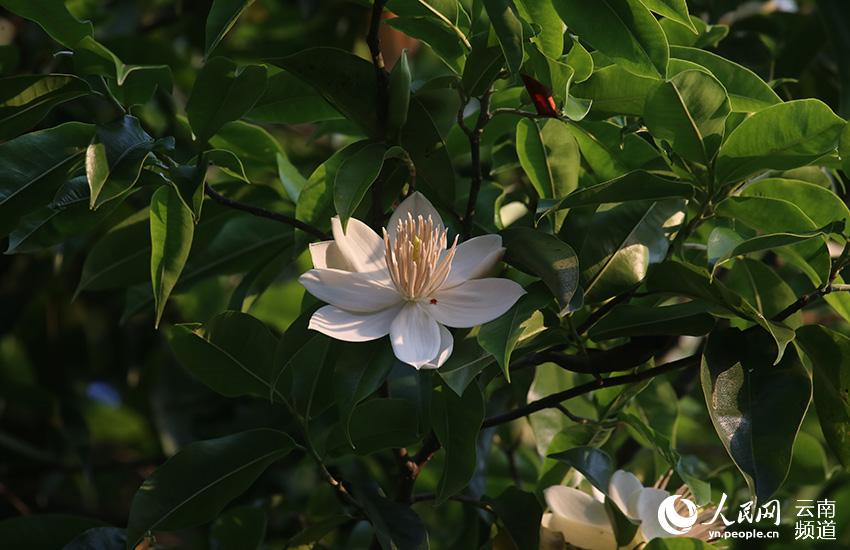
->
xmin=462 ymin=89 xmax=493 ymax=239
xmin=395 ymin=432 xmax=440 ymax=503
xmin=481 ymin=354 xmax=700 ymax=428
xmin=203 ymin=183 xmax=328 ymax=240
xmin=510 ymin=336 xmax=675 ymax=374
xmin=773 ymin=241 xmax=850 ymax=322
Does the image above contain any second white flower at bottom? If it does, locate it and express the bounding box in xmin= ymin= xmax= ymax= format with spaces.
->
xmin=299 ymin=192 xmax=525 ymax=369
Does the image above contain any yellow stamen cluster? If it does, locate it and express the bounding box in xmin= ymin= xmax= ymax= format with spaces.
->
xmin=383 ymin=213 xmax=458 ymax=301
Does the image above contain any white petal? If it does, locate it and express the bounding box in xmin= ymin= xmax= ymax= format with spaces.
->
xmin=608 ymin=470 xmax=644 ymax=521
xmin=443 ymin=234 xmax=505 ymax=288
xmin=636 ymin=488 xmax=673 ymax=541
xmin=308 ymin=304 xmax=401 ymax=341
xmin=420 ymin=324 xmax=454 ymax=370
xmin=428 ymin=278 xmax=526 ymax=328
xmin=299 ymin=268 xmax=400 ymax=312
xmin=390 ymin=302 xmax=441 ymax=368
xmin=309 ymin=241 xmax=353 ymax=271
xmin=387 ymin=191 xmax=444 ymax=241
xmin=539 ymin=513 xmax=566 ymax=550
xmin=544 ymin=486 xmax=617 ymax=550
xmin=331 ymin=216 xmax=386 ymax=273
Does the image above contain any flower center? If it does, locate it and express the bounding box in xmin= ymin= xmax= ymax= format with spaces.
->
xmin=383 ymin=213 xmax=458 ymax=301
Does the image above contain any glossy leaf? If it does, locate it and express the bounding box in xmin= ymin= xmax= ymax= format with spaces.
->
xmin=86 ymin=116 xmax=158 ymax=209
xmin=554 ymin=0 xmax=669 ymax=79
xmin=186 ymin=57 xmax=267 ymax=143
xmin=488 ymin=487 xmax=542 ymax=550
xmin=247 ymin=70 xmax=342 ymax=125
xmin=386 ymin=17 xmax=465 ymax=74
xmin=330 ymin=398 xmax=420 ymax=456
xmin=437 ymin=334 xmax=495 ymax=396
xmin=552 ymin=170 xmax=693 ymax=210
xmin=334 ymin=142 xmax=388 ymax=228
xmin=588 ymin=301 xmax=715 ymax=340
xmin=701 ymin=328 xmax=811 ymax=501
xmin=126 ymin=429 xmax=295 ymax=548
xmin=501 ymin=226 xmax=579 ymax=311
xmin=334 ymin=341 xmax=396 ymax=447
xmin=0 ymin=0 xmax=92 ymax=48
xmin=205 ymin=0 xmax=255 ymax=56
xmin=716 ymin=99 xmax=845 ymax=184
xmin=514 ymin=0 xmax=564 ymax=58
xmin=639 ymin=0 xmax=695 ymax=32
xmin=0 ymin=74 xmax=89 ymax=140
xmin=548 ymin=446 xmax=614 ymax=494
xmin=645 ymin=69 xmax=730 ymax=164
xmin=357 ymin=485 xmax=427 ymax=550
xmin=572 ymin=64 xmax=660 ymax=117
xmin=210 ymin=507 xmax=266 ymax=550
xmin=431 ymin=383 xmax=484 ymax=502
xmin=298 ymin=141 xmax=370 ymax=233
xmin=482 ymin=0 xmax=524 ymax=75
xmin=796 ymin=325 xmax=850 ymax=469
xmin=741 ymin=178 xmax=850 ymax=232
xmin=150 ymin=185 xmax=195 ymax=327
xmin=166 ymin=311 xmax=279 ymax=399
xmin=669 ymin=46 xmax=780 ymax=112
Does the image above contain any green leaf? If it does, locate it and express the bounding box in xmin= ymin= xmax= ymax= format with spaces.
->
xmin=724 ymin=259 xmax=803 ymax=327
xmin=334 ymin=142 xmax=388 ymax=228
xmin=716 ymin=99 xmax=845 ymax=184
xmin=514 ymin=0 xmax=564 ymax=58
xmin=210 ymin=507 xmax=266 ymax=550
xmin=166 ymin=311 xmax=279 ymax=399
xmin=0 ymin=0 xmax=92 ymax=48
xmin=126 ymin=429 xmax=295 ymax=549
xmin=796 ymin=325 xmax=850 ymax=469
xmin=0 ymin=515 xmax=106 ymax=550
xmin=644 ymin=539 xmax=716 ymax=550
xmin=578 ymin=199 xmax=685 ymax=303
xmin=638 ymin=0 xmax=695 ymax=32
xmin=0 ymin=122 xmax=93 ymax=228
xmin=669 ymin=46 xmax=780 ymax=112
xmin=711 ymin=225 xmax=840 ymax=274
xmin=298 ymin=141 xmax=370 ymax=233
xmin=386 ymin=17 xmax=465 ymax=74
xmin=644 ymin=69 xmax=730 ymax=164
xmin=356 ymin=485 xmax=427 ymax=550
xmin=334 ymin=341 xmax=396 ymax=447
xmin=329 ymin=398 xmax=420 ymax=456
xmin=482 ymin=0 xmax=524 ymax=75
xmin=387 ymin=50 xmax=412 ymax=136
xmin=6 ymin=176 xmax=132 ymax=254
xmin=64 ymin=527 xmax=126 ymax=550
xmin=150 ymin=185 xmax=195 ymax=328
xmin=0 ymin=74 xmax=89 ymax=140
xmin=516 ymin=118 xmax=580 ymax=205
xmin=205 ymin=0 xmax=255 ymax=56
xmin=572 ymin=64 xmax=660 ymax=117
xmin=400 ymin=97 xmax=456 ymax=204
xmin=247 ymin=70 xmax=342 ymax=125
xmin=431 ymin=383 xmax=484 ymax=503
xmin=646 ymin=261 xmax=795 ymax=363
xmin=86 ymin=116 xmax=158 ymax=209
xmin=588 ymin=301 xmax=715 ymax=340
xmin=840 ymin=123 xmax=850 ymax=177
xmin=209 ymin=120 xmax=283 ymax=172
xmin=700 ymin=328 xmax=811 ymax=501
xmin=552 ymin=170 xmax=694 ymax=210
xmin=285 ymin=516 xmax=353 ymax=548
xmin=487 ymin=487 xmax=542 ymax=550
xmin=741 ymin=178 xmax=850 ymax=232
xmin=276 ymin=151 xmax=306 ymax=202
xmin=206 ymin=149 xmax=250 ymax=182
xmin=477 ymin=286 xmax=549 ymax=380
xmin=461 ymin=42 xmax=504 ymax=97
xmin=186 ymin=57 xmax=267 ymax=143
xmin=554 ymin=0 xmax=669 ymax=79
xmin=516 ymin=118 xmax=552 ymax=199
xmin=548 ymin=446 xmax=614 ymax=494
xmin=272 ymin=48 xmax=379 ymax=137
xmin=501 ymin=226 xmax=579 ymax=311
xmin=437 ymin=333 xmax=495 ymax=396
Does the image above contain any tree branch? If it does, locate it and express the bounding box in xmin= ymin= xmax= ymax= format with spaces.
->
xmin=366 ymin=0 xmax=390 ymax=231
xmin=395 ymin=431 xmax=440 ymax=502
xmin=482 ymin=354 xmax=699 ymax=428
xmin=462 ymin=89 xmax=493 ymax=239
xmin=773 ymin=240 xmax=850 ymax=321
xmin=203 ymin=183 xmax=329 ymax=240
xmin=510 ymin=336 xmax=676 ymax=375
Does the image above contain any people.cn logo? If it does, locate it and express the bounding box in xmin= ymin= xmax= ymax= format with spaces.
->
xmin=658 ymin=495 xmax=699 ymax=535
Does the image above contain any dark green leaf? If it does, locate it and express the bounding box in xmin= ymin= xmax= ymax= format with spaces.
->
xmin=334 ymin=142 xmax=388 ymax=228
xmin=482 ymin=0 xmax=524 ymax=75
xmin=126 ymin=429 xmax=295 ymax=549
xmin=210 ymin=506 xmax=266 ymax=550
xmin=286 ymin=516 xmax=353 ymax=547
xmin=205 ymin=0 xmax=255 ymax=56
xmin=246 ymin=70 xmax=342 ymax=125
xmin=588 ymin=301 xmax=715 ymax=340
xmin=488 ymin=487 xmax=542 ymax=550
xmin=400 ymin=97 xmax=456 ymax=204
xmin=186 ymin=57 xmax=267 ymax=143
xmin=386 ymin=17 xmax=465 ymax=74
xmin=548 ymin=446 xmax=614 ymax=494
xmin=554 ymin=0 xmax=668 ymax=79
xmin=437 ymin=334 xmax=495 ymax=396
xmin=431 ymin=383 xmax=484 ymax=502
xmin=572 ymin=64 xmax=660 ymax=117
xmin=501 ymin=227 xmax=579 ymax=311
xmin=63 ymin=527 xmax=125 ymax=550
xmin=334 ymin=340 xmax=396 ymax=447
xmin=150 ymin=185 xmax=195 ymax=327
xmin=796 ymin=325 xmax=850 ymax=469
xmin=552 ymin=170 xmax=693 ymax=210
xmin=0 ymin=0 xmax=92 ymax=48
xmin=329 ymin=398 xmax=420 ymax=456
xmin=0 ymin=515 xmax=106 ymax=550
xmin=356 ymin=485 xmax=427 ymax=550
xmin=700 ymin=328 xmax=811 ymax=501
xmin=0 ymin=74 xmax=89 ymax=140
xmin=166 ymin=311 xmax=279 ymax=399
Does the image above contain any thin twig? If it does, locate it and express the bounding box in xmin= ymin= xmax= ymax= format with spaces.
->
xmin=203 ymin=183 xmax=328 ymax=240
xmin=509 ymin=336 xmax=673 ymax=375
xmin=411 ymin=492 xmax=495 ymax=512
xmin=490 ymin=107 xmax=550 ymax=120
xmin=462 ymin=89 xmax=493 ymax=239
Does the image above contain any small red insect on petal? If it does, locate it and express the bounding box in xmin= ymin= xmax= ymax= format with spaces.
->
xmin=521 ymin=74 xmax=559 ymax=118
xmin=430 ymin=298 xmax=438 ymax=305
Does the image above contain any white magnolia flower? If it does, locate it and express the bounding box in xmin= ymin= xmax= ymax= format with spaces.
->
xmin=299 ymin=192 xmax=525 ymax=369
xmin=541 ymin=470 xmax=709 ymax=550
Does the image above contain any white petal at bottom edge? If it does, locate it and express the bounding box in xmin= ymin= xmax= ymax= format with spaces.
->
xmin=428 ymin=278 xmax=525 ymax=328
xmin=390 ymin=302 xmax=441 ymax=368
xmin=543 ymin=486 xmax=617 ymax=550
xmin=308 ymin=304 xmax=401 ymax=342
xmin=419 ymin=324 xmax=454 ymax=370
